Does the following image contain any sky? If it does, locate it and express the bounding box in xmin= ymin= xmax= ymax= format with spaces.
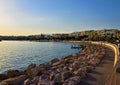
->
xmin=0 ymin=0 xmax=120 ymax=35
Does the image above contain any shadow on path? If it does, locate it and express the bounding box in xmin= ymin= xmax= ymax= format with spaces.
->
xmin=79 ymin=47 xmax=114 ymax=85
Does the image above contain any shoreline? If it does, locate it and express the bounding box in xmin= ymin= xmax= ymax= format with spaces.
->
xmin=0 ymin=41 xmax=81 ymax=74
xmin=0 ymin=43 xmax=107 ymax=85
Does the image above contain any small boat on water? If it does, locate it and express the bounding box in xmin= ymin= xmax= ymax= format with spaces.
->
xmin=71 ymin=44 xmax=81 ymax=49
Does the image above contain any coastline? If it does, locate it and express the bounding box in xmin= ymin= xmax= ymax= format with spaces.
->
xmin=0 ymin=41 xmax=81 ymax=74
xmin=0 ymin=42 xmax=107 ymax=85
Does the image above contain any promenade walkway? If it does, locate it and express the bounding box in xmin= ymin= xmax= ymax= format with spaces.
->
xmin=79 ymin=42 xmax=120 ymax=85
xmin=79 ymin=46 xmax=114 ymax=85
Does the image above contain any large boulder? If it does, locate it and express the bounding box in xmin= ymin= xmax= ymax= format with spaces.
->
xmin=29 ymin=67 xmax=40 ymax=78
xmin=61 ymin=71 xmax=72 ymax=82
xmin=24 ymin=76 xmax=39 ymax=85
xmin=63 ymin=76 xmax=81 ymax=85
xmin=26 ymin=64 xmax=36 ymax=70
xmin=0 ymin=75 xmax=27 ymax=85
xmin=52 ymin=61 xmax=61 ymax=66
xmin=53 ymin=73 xmax=62 ymax=85
xmin=38 ymin=64 xmax=46 ymax=72
xmin=70 ymin=60 xmax=83 ymax=70
xmin=82 ymin=60 xmax=88 ymax=66
xmin=26 ymin=64 xmax=40 ymax=78
xmin=68 ymin=67 xmax=74 ymax=72
xmin=31 ymin=76 xmax=39 ymax=84
xmin=87 ymin=54 xmax=94 ymax=59
xmin=7 ymin=70 xmax=25 ymax=78
xmin=56 ymin=67 xmax=63 ymax=73
xmin=0 ymin=74 xmax=7 ymax=80
xmin=38 ymin=75 xmax=54 ymax=85
xmin=48 ymin=58 xmax=59 ymax=65
xmin=73 ymin=68 xmax=87 ymax=78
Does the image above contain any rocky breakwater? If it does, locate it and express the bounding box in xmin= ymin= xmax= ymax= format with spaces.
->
xmin=0 ymin=44 xmax=105 ymax=85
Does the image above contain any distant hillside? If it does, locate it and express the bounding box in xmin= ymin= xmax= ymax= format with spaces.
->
xmin=0 ymin=29 xmax=120 ymax=43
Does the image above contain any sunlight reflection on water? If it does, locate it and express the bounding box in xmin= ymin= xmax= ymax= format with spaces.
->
xmin=0 ymin=41 xmax=80 ymax=73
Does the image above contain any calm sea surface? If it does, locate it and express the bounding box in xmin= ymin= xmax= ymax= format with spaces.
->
xmin=0 ymin=41 xmax=81 ymax=73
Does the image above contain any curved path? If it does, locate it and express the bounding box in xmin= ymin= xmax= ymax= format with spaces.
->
xmin=79 ymin=46 xmax=114 ymax=85
xmin=104 ymin=43 xmax=119 ymax=85
xmin=79 ymin=41 xmax=120 ymax=85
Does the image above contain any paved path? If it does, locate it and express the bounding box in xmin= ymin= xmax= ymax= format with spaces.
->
xmin=79 ymin=47 xmax=115 ymax=85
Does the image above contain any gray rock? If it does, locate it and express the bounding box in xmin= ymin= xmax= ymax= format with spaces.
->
xmin=63 ymin=76 xmax=81 ymax=85
xmin=0 ymin=74 xmax=7 ymax=80
xmin=26 ymin=64 xmax=40 ymax=78
xmin=48 ymin=58 xmax=59 ymax=65
xmin=0 ymin=75 xmax=27 ymax=85
xmin=73 ymin=68 xmax=87 ymax=78
xmin=38 ymin=75 xmax=54 ymax=85
xmin=61 ymin=71 xmax=72 ymax=82
xmin=52 ymin=61 xmax=61 ymax=66
xmin=7 ymin=70 xmax=25 ymax=78
xmin=53 ymin=73 xmax=62 ymax=85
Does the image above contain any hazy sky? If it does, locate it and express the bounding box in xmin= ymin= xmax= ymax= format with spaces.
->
xmin=0 ymin=0 xmax=120 ymax=35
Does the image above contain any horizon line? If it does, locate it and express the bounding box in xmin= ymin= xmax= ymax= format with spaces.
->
xmin=0 ymin=28 xmax=119 ymax=36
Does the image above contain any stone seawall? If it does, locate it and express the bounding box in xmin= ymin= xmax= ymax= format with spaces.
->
xmin=0 ymin=43 xmax=106 ymax=85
